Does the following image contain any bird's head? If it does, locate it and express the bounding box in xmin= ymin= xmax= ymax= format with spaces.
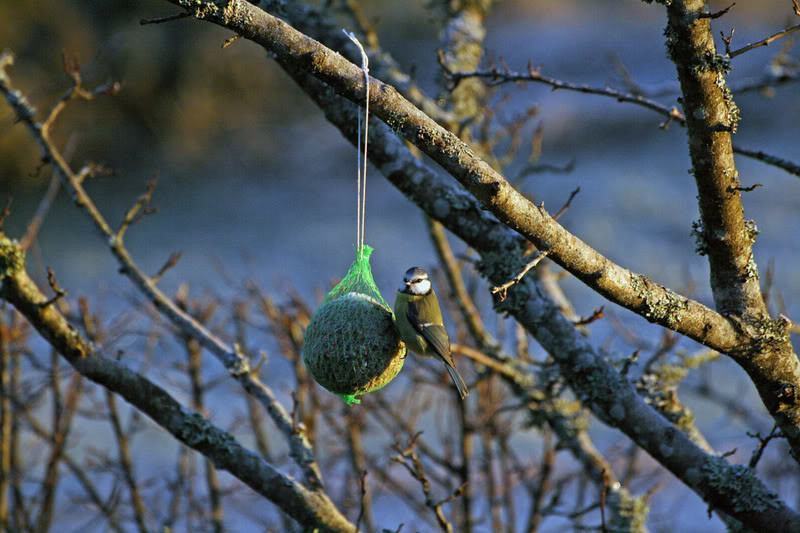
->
xmin=400 ymin=266 xmax=432 ymax=295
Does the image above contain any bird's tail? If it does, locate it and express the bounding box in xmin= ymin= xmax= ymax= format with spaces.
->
xmin=445 ymin=364 xmax=470 ymax=400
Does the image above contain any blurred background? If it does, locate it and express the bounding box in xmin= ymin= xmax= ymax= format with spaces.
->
xmin=2 ymin=0 xmax=800 ymax=531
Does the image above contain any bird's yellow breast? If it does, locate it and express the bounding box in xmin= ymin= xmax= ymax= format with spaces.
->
xmin=394 ymin=291 xmax=441 ymax=358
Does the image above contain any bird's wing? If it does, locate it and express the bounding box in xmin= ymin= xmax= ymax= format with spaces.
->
xmin=407 ymin=300 xmax=469 ymax=399
xmin=406 ymin=300 xmax=453 ymax=364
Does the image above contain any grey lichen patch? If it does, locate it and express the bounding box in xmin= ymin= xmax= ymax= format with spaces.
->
xmin=630 ymin=273 xmax=689 ymax=328
xmin=715 ymin=72 xmax=740 ymax=133
xmin=570 ymin=359 xmax=631 ymax=425
xmin=608 ymin=489 xmax=650 ymax=533
xmin=685 ymin=466 xmax=702 ymax=487
xmin=750 ymin=312 xmax=791 ymax=347
xmin=700 ymin=455 xmax=781 ymax=513
xmin=692 ymin=52 xmax=731 ymax=76
xmin=690 ymin=220 xmax=709 ymax=256
xmin=432 ymin=198 xmax=451 ymax=219
xmin=744 ymin=252 xmax=759 ymax=281
xmin=0 ymin=235 xmax=25 ymax=280
xmin=303 ymin=293 xmax=406 ymax=398
xmin=180 ymin=0 xmax=222 ymax=20
xmin=744 ymin=219 xmax=759 ymax=244
xmin=659 ymin=442 xmax=674 ymax=458
xmin=176 ymin=411 xmax=237 ymax=457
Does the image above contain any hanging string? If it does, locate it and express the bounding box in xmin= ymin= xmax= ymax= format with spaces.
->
xmin=344 ymin=30 xmax=370 ymax=258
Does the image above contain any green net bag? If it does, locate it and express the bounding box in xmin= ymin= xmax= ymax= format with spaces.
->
xmin=303 ymin=246 xmax=406 ymax=404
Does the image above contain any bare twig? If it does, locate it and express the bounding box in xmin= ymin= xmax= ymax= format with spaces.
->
xmin=698 ymin=2 xmax=735 ymax=19
xmin=0 ymin=55 xmax=323 ymax=489
xmin=0 ymin=198 xmax=11 ymax=231
xmin=117 ymin=179 xmax=158 ymax=241
xmin=490 ymin=251 xmax=550 ymax=301
xmin=354 ymin=470 xmax=368 ymax=533
xmin=140 ymin=11 xmax=191 ymax=25
xmin=39 ymin=267 xmax=66 ymax=309
xmin=392 ymin=435 xmax=463 ymax=533
xmin=728 ymin=183 xmax=762 ymax=193
xmin=152 ymin=251 xmax=183 ymax=285
xmin=729 ymin=23 xmax=800 ymax=58
xmin=600 ymin=469 xmax=609 ymax=533
xmin=732 ymin=146 xmax=800 ymax=177
xmin=748 ymin=425 xmax=783 ymax=468
xmin=574 ymin=306 xmax=604 ymax=327
xmin=553 ymin=187 xmax=580 ymax=221
xmin=438 ymin=56 xmax=800 ymax=177
xmin=0 ymin=245 xmax=355 ymax=531
xmin=106 ymin=391 xmax=149 ymax=533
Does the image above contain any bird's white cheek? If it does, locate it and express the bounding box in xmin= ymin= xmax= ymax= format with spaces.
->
xmin=415 ymin=280 xmax=432 ymax=295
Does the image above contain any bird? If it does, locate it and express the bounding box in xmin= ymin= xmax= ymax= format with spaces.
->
xmin=394 ymin=266 xmax=469 ymax=399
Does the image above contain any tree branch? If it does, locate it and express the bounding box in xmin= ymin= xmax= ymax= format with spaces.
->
xmin=0 ymin=50 xmax=322 ymax=490
xmin=664 ymin=0 xmax=800 ymax=465
xmin=0 ymin=236 xmax=355 ymax=533
xmin=272 ymin=58 xmax=800 ymax=530
xmin=156 ymin=4 xmax=800 ymax=464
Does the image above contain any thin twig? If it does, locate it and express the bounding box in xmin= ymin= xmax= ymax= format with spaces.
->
xmin=732 ymin=146 xmax=800 ymax=177
xmin=600 ymin=469 xmax=609 ymax=533
xmin=39 ymin=267 xmax=66 ymax=309
xmin=140 ymin=12 xmax=191 ymax=25
xmin=117 ymin=179 xmax=158 ymax=241
xmin=728 ymin=183 xmax=762 ymax=193
xmin=0 ymin=198 xmax=12 ymax=231
xmin=729 ymin=23 xmax=800 ymax=58
xmin=437 ymin=56 xmax=800 ymax=177
xmin=0 ymin=56 xmax=323 ymax=489
xmin=354 ymin=470 xmax=368 ymax=533
xmin=151 ymin=251 xmax=183 ymax=285
xmin=747 ymin=425 xmax=783 ymax=468
xmin=698 ymin=2 xmax=735 ymax=19
xmin=553 ymin=187 xmax=580 ymax=221
xmin=490 ymin=251 xmax=550 ymax=301
xmin=574 ymin=306 xmax=605 ymax=327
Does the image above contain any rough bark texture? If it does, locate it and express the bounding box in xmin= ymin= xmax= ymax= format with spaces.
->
xmin=165 ymin=0 xmax=800 ymax=464
xmin=276 ymin=64 xmax=800 ymax=531
xmin=0 ymin=235 xmax=355 ymax=533
xmin=664 ymin=0 xmax=800 ymax=461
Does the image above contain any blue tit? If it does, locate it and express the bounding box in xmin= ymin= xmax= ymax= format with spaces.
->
xmin=394 ymin=267 xmax=469 ymax=399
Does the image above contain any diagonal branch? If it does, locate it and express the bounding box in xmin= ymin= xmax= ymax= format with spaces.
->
xmin=441 ymin=62 xmax=800 ymax=178
xmin=663 ymin=0 xmax=800 ymax=465
xmin=167 ymin=0 xmax=800 ymax=470
xmin=274 ymin=58 xmax=800 ymax=531
xmin=728 ymin=23 xmax=800 ymax=58
xmin=0 ymin=51 xmax=322 ymax=490
xmin=0 ymin=237 xmax=355 ymax=533
xmin=159 ymin=0 xmax=746 ymax=369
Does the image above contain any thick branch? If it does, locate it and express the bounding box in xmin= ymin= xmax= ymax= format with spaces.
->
xmin=0 ymin=51 xmax=321 ymax=490
xmin=163 ymin=0 xmax=746 ymax=378
xmin=665 ymin=0 xmax=763 ymax=316
xmin=664 ymin=0 xmax=800 ymax=463
xmin=168 ymin=0 xmax=800 ymax=475
xmin=0 ymin=236 xmax=354 ymax=533
xmin=276 ymin=64 xmax=800 ymax=531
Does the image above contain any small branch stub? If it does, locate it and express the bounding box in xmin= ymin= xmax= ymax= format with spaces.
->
xmin=491 ymin=251 xmax=550 ymax=301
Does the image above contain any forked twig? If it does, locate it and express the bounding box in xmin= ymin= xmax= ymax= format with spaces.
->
xmin=490 ymin=251 xmax=550 ymax=301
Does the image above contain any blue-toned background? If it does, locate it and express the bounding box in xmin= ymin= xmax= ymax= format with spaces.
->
xmin=2 ymin=1 xmax=799 ymax=531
